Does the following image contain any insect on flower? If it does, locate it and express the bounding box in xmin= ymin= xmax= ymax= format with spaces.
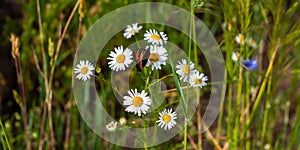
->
xmin=134 ymin=48 xmax=150 ymax=72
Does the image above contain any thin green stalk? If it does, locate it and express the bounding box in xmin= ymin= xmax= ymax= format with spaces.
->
xmin=147 ymin=74 xmax=173 ymax=90
xmin=233 ymin=38 xmax=245 ymax=149
xmin=36 ymin=1 xmax=80 ymax=149
xmin=216 ymin=69 xmax=227 ymax=145
xmin=183 ymin=1 xmax=195 ymax=149
xmin=80 ymin=120 xmax=88 ymax=150
xmin=169 ymin=60 xmax=187 ymax=117
xmin=135 ymin=36 xmax=141 ymax=49
xmin=197 ymin=90 xmax=202 ymax=150
xmin=0 ymin=118 xmax=11 ymax=150
xmin=144 ymin=142 xmax=148 ymax=150
xmin=288 ymin=98 xmax=300 ymax=149
xmin=49 ymin=0 xmax=80 ymax=89
xmin=235 ymin=1 xmax=250 ymax=148
xmin=222 ymin=1 xmax=235 ymax=147
xmin=227 ymin=83 xmax=232 ymax=143
xmin=0 ymin=137 xmax=6 ymax=150
xmin=36 ymin=1 xmax=49 ymax=147
xmin=232 ymin=66 xmax=243 ymax=149
xmin=142 ymin=114 xmax=148 ymax=150
xmin=281 ymin=101 xmax=290 ymax=149
xmin=261 ymin=75 xmax=272 ymax=149
xmin=271 ymin=0 xmax=282 ymax=44
xmin=191 ymin=1 xmax=202 ymax=149
xmin=183 ymin=121 xmax=188 ymax=149
xmin=139 ymin=63 xmax=154 ymax=147
xmin=244 ymin=73 xmax=250 ymax=150
xmin=163 ymin=100 xmax=180 ymax=108
xmin=245 ymin=41 xmax=279 ymax=130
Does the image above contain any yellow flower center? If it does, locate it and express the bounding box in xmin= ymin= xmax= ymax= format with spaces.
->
xmin=194 ymin=78 xmax=203 ymax=85
xmin=80 ymin=67 xmax=89 ymax=75
xmin=116 ymin=54 xmax=125 ymax=63
xmin=151 ymin=34 xmax=161 ymax=40
xmin=129 ymin=29 xmax=136 ymax=35
xmin=108 ymin=124 xmax=115 ymax=129
xmin=228 ymin=23 xmax=232 ymax=31
xmin=249 ymin=39 xmax=255 ymax=45
xmin=149 ymin=53 xmax=160 ymax=62
xmin=182 ymin=65 xmax=190 ymax=75
xmin=162 ymin=114 xmax=171 ymax=123
xmin=239 ymin=34 xmax=245 ymax=43
xmin=132 ymin=96 xmax=143 ymax=107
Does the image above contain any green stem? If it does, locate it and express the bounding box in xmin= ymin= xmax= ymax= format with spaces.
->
xmin=0 ymin=118 xmax=11 ymax=150
xmin=135 ymin=36 xmax=141 ymax=49
xmin=245 ymin=73 xmax=250 ymax=150
xmin=261 ymin=75 xmax=272 ymax=149
xmin=216 ymin=70 xmax=227 ymax=145
xmin=245 ymin=41 xmax=279 ymax=130
xmin=183 ymin=1 xmax=195 ymax=149
xmin=143 ymin=69 xmax=151 ymax=147
xmin=144 ymin=142 xmax=148 ymax=150
xmin=146 ymin=74 xmax=173 ymax=90
xmin=281 ymin=101 xmax=290 ymax=149
xmin=184 ymin=120 xmax=188 ymax=150
xmin=232 ymin=66 xmax=243 ymax=149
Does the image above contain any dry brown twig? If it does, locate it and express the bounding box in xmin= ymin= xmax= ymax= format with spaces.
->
xmin=202 ymin=123 xmax=222 ymax=150
xmin=35 ymin=0 xmax=81 ymax=149
xmin=10 ymin=34 xmax=31 ymax=150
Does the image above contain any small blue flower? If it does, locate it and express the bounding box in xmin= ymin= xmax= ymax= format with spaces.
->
xmin=242 ymin=59 xmax=258 ymax=70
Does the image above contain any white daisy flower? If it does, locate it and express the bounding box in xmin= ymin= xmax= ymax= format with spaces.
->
xmin=146 ymin=45 xmax=168 ymax=70
xmin=189 ymin=71 xmax=208 ymax=88
xmin=235 ymin=33 xmax=245 ymax=45
xmin=248 ymin=38 xmax=257 ymax=48
xmin=106 ymin=121 xmax=117 ymax=132
xmin=74 ymin=60 xmax=95 ymax=81
xmin=156 ymin=108 xmax=177 ymax=130
xmin=123 ymin=23 xmax=142 ymax=39
xmin=176 ymin=59 xmax=196 ymax=83
xmin=123 ymin=89 xmax=152 ymax=117
xmin=108 ymin=46 xmax=133 ymax=72
xmin=144 ymin=29 xmax=168 ymax=45
xmin=232 ymin=52 xmax=240 ymax=62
